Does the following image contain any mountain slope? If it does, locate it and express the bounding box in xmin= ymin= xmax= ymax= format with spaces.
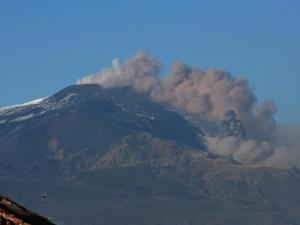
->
xmin=0 ymin=84 xmax=205 ymax=176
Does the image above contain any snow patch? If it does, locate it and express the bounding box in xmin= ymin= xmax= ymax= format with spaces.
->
xmin=11 ymin=113 xmax=35 ymax=122
xmin=59 ymin=93 xmax=78 ymax=104
xmin=0 ymin=97 xmax=48 ymax=111
xmin=18 ymin=97 xmax=48 ymax=106
xmin=0 ymin=120 xmax=7 ymax=124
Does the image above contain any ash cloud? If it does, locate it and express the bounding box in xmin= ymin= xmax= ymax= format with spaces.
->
xmin=265 ymin=121 xmax=300 ymax=167
xmin=77 ymin=50 xmax=300 ymax=167
xmin=205 ymin=136 xmax=272 ymax=163
xmin=205 ymin=122 xmax=300 ymax=167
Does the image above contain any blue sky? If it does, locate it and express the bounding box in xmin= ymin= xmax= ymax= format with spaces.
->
xmin=0 ymin=1 xmax=299 ymax=124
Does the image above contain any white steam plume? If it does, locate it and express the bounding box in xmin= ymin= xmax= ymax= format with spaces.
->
xmin=76 ymin=50 xmax=300 ymax=167
xmin=77 ymin=51 xmax=161 ymax=94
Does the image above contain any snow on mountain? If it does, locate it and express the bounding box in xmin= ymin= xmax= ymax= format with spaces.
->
xmin=0 ymin=85 xmax=169 ymax=125
xmin=0 ymin=94 xmax=78 ymax=124
xmin=17 ymin=97 xmax=48 ymax=106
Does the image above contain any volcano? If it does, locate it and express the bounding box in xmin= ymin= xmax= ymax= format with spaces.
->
xmin=0 ymin=84 xmax=300 ymax=225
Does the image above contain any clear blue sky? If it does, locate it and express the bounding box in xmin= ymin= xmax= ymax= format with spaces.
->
xmin=1 ymin=0 xmax=299 ymax=124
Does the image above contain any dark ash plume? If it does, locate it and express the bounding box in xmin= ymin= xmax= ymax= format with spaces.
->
xmin=220 ymin=110 xmax=246 ymax=138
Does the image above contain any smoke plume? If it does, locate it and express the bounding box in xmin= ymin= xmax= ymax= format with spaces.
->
xmin=77 ymin=51 xmax=161 ymax=94
xmin=219 ymin=110 xmax=246 ymax=138
xmin=77 ymin=50 xmax=300 ymax=167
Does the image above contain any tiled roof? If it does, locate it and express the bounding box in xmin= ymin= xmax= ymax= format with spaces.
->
xmin=0 ymin=195 xmax=54 ymax=225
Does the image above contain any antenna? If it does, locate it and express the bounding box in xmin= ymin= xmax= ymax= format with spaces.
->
xmin=35 ymin=191 xmax=47 ymax=218
xmin=41 ymin=191 xmax=47 ymax=218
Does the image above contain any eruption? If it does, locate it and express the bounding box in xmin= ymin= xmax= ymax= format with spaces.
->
xmin=77 ymin=50 xmax=275 ymax=136
xmin=220 ymin=110 xmax=246 ymax=138
xmin=77 ymin=50 xmax=300 ymax=167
